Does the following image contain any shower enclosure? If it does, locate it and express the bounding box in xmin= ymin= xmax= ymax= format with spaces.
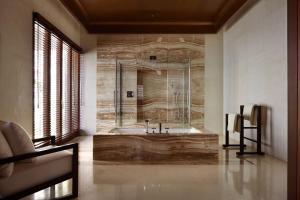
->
xmin=114 ymin=57 xmax=191 ymax=128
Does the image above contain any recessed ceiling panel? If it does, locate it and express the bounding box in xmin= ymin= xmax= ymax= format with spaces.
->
xmin=60 ymin=0 xmax=248 ymax=33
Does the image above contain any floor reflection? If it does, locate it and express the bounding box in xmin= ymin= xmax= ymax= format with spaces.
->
xmin=22 ymin=136 xmax=287 ymax=200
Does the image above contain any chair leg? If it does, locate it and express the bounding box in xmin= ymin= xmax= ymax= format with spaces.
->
xmin=257 ymin=129 xmax=262 ymax=154
xmin=236 ymin=116 xmax=245 ymax=156
xmin=222 ymin=129 xmax=230 ymax=148
xmin=72 ymin=144 xmax=79 ymax=198
xmin=257 ymin=106 xmax=263 ymax=154
xmin=237 ymin=106 xmax=264 ymax=156
xmin=72 ymin=177 xmax=78 ymax=198
xmin=223 ymin=114 xmax=229 ymax=147
xmin=223 ymin=113 xmax=246 ymax=148
xmin=256 ymin=126 xmax=264 ymax=155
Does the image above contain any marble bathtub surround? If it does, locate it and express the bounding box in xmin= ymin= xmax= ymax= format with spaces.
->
xmin=97 ymin=35 xmax=205 ymax=132
xmin=93 ymin=133 xmax=218 ymax=164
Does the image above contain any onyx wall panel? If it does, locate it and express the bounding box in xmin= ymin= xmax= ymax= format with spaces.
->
xmin=96 ymin=35 xmax=205 ymax=132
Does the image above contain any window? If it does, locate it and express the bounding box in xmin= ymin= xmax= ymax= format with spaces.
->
xmin=33 ymin=13 xmax=81 ymax=143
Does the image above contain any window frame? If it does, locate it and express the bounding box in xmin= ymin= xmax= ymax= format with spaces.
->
xmin=33 ymin=12 xmax=82 ymax=143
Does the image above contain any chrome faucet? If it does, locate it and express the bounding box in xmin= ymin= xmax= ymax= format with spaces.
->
xmin=145 ymin=120 xmax=149 ymax=133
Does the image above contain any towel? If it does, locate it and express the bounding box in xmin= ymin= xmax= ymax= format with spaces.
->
xmin=228 ymin=113 xmax=240 ymax=133
xmin=243 ymin=104 xmax=257 ymax=125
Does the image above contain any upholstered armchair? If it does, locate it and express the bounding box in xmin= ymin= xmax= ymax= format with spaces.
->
xmin=0 ymin=121 xmax=78 ymax=200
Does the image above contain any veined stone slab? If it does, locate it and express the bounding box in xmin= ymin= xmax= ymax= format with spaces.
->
xmin=93 ymin=133 xmax=218 ymax=164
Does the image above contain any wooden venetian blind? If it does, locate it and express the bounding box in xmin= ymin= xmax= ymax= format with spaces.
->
xmin=33 ymin=22 xmax=50 ymax=139
xmin=62 ymin=42 xmax=71 ymax=140
xmin=33 ymin=12 xmax=82 ymax=143
xmin=71 ymin=50 xmax=80 ymax=134
xmin=50 ymin=34 xmax=62 ymax=138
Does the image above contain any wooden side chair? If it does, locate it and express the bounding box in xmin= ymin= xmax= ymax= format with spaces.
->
xmin=223 ymin=105 xmax=265 ymax=156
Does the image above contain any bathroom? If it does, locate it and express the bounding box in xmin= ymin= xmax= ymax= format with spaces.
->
xmin=0 ymin=0 xmax=289 ymax=199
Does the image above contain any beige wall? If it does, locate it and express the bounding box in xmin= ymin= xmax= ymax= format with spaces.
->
xmin=223 ymin=0 xmax=287 ymax=160
xmin=0 ymin=0 xmax=81 ymax=137
xmin=79 ymin=28 xmax=97 ymax=135
xmin=204 ymin=32 xmax=224 ymax=134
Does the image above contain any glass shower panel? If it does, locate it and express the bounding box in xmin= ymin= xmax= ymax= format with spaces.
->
xmin=115 ymin=61 xmax=122 ymax=127
xmin=115 ymin=58 xmax=191 ymax=128
xmin=184 ymin=60 xmax=191 ymax=126
xmin=166 ymin=61 xmax=190 ymax=127
xmin=115 ymin=58 xmax=138 ymax=127
xmin=137 ymin=64 xmax=167 ymax=124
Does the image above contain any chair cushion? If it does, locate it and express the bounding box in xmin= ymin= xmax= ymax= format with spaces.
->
xmin=0 ymin=131 xmax=14 ymax=178
xmin=0 ymin=121 xmax=36 ymax=162
xmin=0 ymin=150 xmax=72 ymax=197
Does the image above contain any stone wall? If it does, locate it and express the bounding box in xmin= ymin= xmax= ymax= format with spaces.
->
xmin=96 ymin=35 xmax=205 ymax=131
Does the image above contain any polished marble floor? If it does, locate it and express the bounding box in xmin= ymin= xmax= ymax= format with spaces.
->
xmin=22 ymin=136 xmax=287 ymax=200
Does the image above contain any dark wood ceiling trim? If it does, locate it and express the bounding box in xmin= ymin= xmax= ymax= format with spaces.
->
xmin=87 ymin=21 xmax=215 ymax=33
xmin=73 ymin=0 xmax=89 ymax=21
xmin=60 ymin=0 xmax=91 ymax=32
xmin=213 ymin=0 xmax=248 ymax=31
xmin=60 ymin=0 xmax=248 ymax=34
xmin=87 ymin=23 xmax=216 ymax=34
xmin=89 ymin=21 xmax=213 ymax=26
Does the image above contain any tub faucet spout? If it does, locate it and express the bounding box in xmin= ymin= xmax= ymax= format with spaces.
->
xmin=145 ymin=120 xmax=149 ymax=133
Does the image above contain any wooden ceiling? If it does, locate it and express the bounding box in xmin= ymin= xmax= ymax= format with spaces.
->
xmin=60 ymin=0 xmax=248 ymax=33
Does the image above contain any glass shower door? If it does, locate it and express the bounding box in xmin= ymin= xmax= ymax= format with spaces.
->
xmin=115 ymin=57 xmax=191 ymax=129
xmin=183 ymin=60 xmax=191 ymax=126
xmin=115 ymin=61 xmax=122 ymax=127
xmin=115 ymin=58 xmax=138 ymax=127
xmin=167 ymin=61 xmax=191 ymax=128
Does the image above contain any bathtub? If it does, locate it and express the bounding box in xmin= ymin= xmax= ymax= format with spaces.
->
xmin=94 ymin=127 xmax=219 ymax=164
xmin=109 ymin=127 xmax=202 ymax=135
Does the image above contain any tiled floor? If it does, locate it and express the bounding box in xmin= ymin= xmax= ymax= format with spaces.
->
xmin=23 ymin=136 xmax=287 ymax=200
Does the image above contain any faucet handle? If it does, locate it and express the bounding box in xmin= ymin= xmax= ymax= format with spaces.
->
xmin=151 ymin=128 xmax=156 ymax=134
xmin=165 ymin=127 xmax=169 ymax=134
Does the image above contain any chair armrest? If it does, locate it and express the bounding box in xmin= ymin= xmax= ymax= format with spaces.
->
xmin=32 ymin=136 xmax=56 ymax=145
xmin=0 ymin=143 xmax=78 ymax=165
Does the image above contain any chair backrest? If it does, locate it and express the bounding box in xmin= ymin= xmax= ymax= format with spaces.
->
xmin=240 ymin=105 xmax=260 ymax=126
xmin=0 ymin=121 xmax=36 ymax=163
